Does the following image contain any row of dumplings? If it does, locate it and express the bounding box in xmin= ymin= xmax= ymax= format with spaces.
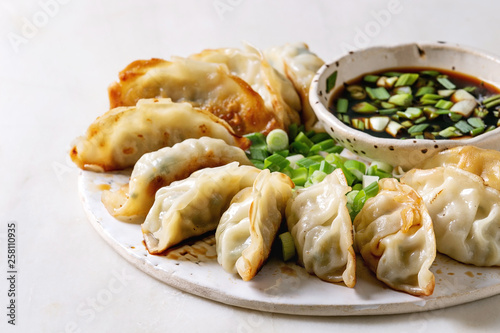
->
xmin=111 ymin=134 xmax=500 ymax=297
xmin=70 ymin=42 xmax=324 ymax=172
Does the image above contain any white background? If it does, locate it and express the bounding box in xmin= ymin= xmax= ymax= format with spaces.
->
xmin=1 ymin=0 xmax=500 ymax=332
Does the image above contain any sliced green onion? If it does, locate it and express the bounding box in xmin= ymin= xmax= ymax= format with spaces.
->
xmin=449 ymin=112 xmax=463 ymax=122
xmin=408 ymin=123 xmax=429 ymax=135
xmin=420 ymin=93 xmax=442 ymax=100
xmin=250 ymin=159 xmax=265 ymax=169
xmin=294 ymin=132 xmax=314 ymax=147
xmin=420 ymin=70 xmax=441 ymax=77
xmin=319 ymin=160 xmax=335 ymax=174
xmin=454 ymin=120 xmax=474 ymax=134
xmin=289 ymin=141 xmax=310 ymax=155
xmin=395 ymin=73 xmax=419 ymax=87
xmin=344 ymin=159 xmax=366 ymax=182
xmin=451 ymin=89 xmax=475 ymax=103
xmin=394 ymin=86 xmax=412 ymax=95
xmin=266 ymin=129 xmax=289 ymax=153
xmin=309 ymin=139 xmax=336 ymax=154
xmin=415 ymin=86 xmax=436 ymax=97
xmin=264 ymin=153 xmax=290 ymax=172
xmin=279 ymin=232 xmax=296 ymax=261
xmin=347 ymin=85 xmax=366 ymax=99
xmin=362 ymin=176 xmax=380 ymax=191
xmin=437 ymin=76 xmax=456 ymax=89
xmin=386 ymin=120 xmax=404 ymax=137
xmin=414 ymin=116 xmax=427 ymax=124
xmin=366 ymin=86 xmax=390 ymax=100
xmin=483 ymin=94 xmax=500 ymax=105
xmin=485 ymin=98 xmax=500 ymax=109
xmin=369 ymin=116 xmax=390 ymax=132
xmin=308 ymin=170 xmax=327 ymax=185
xmin=286 ymin=154 xmax=305 ymax=168
xmin=324 ymin=145 xmax=344 ymax=154
xmin=388 ymin=93 xmax=412 ymax=107
xmin=287 ymin=123 xmax=302 ymax=142
xmin=437 ymin=89 xmax=455 ymax=97
xmin=363 ymin=74 xmax=380 ymax=83
xmin=346 ymin=190 xmax=359 ymax=206
xmin=244 ymin=132 xmax=266 ymax=147
xmin=366 ymin=164 xmax=392 ymax=179
xmin=474 ymin=108 xmax=489 ymax=118
xmin=438 ymin=126 xmax=461 ymax=138
xmin=337 ymin=98 xmax=349 ymax=113
xmin=296 ymin=156 xmax=322 ymax=169
xmin=435 ymin=99 xmax=454 ymax=110
xmin=383 ymin=71 xmax=403 ymax=77
xmin=370 ymin=160 xmax=394 ymax=174
xmin=352 ymin=102 xmax=378 ymax=113
xmin=290 ymin=167 xmax=308 ymax=186
xmin=467 ymin=117 xmax=486 ymax=128
xmin=379 ymin=108 xmax=397 ymax=115
xmin=470 ymin=126 xmax=485 ymax=137
xmin=380 ymin=102 xmax=395 ymax=109
xmin=249 ymin=146 xmax=269 ymax=160
xmin=401 ymin=120 xmax=413 ymax=128
xmin=326 ymin=71 xmax=338 ymax=93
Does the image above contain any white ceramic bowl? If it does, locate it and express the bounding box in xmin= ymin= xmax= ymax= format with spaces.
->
xmin=310 ymin=42 xmax=500 ymax=169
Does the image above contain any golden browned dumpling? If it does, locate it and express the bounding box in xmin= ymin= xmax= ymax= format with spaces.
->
xmin=190 ymin=45 xmax=302 ymax=134
xmin=108 ymin=57 xmax=282 ymax=135
xmin=70 ymin=98 xmax=250 ymax=172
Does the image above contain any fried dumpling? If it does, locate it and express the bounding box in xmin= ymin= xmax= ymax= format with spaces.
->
xmin=415 ymin=145 xmax=500 ymax=192
xmin=402 ymin=166 xmax=500 ymax=266
xmin=216 ymin=170 xmax=294 ymax=281
xmin=190 ymin=45 xmax=302 ymax=133
xmin=102 ymin=137 xmax=253 ymax=223
xmin=108 ymin=57 xmax=280 ymax=135
xmin=264 ymin=42 xmax=325 ymax=130
xmin=353 ymin=178 xmax=436 ymax=296
xmin=70 ymin=98 xmax=250 ymax=171
xmin=142 ymin=163 xmax=261 ymax=254
xmin=285 ymin=169 xmax=356 ymax=287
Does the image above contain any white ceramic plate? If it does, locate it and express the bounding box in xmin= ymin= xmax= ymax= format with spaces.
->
xmin=79 ymin=170 xmax=500 ymax=316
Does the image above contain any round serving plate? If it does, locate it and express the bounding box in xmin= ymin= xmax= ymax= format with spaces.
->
xmin=79 ymin=169 xmax=500 ymax=316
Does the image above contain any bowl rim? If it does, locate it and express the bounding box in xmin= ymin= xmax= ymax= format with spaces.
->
xmin=309 ymin=41 xmax=500 ymax=150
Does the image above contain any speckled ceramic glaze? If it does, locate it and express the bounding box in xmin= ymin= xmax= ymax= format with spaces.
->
xmin=310 ymin=42 xmax=500 ymax=169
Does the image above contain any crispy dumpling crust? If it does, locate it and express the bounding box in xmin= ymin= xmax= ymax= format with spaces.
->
xmin=190 ymin=46 xmax=302 ymax=134
xmin=70 ymin=98 xmax=250 ymax=171
xmin=235 ymin=171 xmax=294 ymax=281
xmin=108 ymin=57 xmax=282 ymax=135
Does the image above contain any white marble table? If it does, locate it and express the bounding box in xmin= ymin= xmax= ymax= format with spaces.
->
xmin=1 ymin=0 xmax=500 ymax=332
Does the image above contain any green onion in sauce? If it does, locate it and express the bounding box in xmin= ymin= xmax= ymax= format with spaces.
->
xmin=329 ymin=67 xmax=500 ymax=140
